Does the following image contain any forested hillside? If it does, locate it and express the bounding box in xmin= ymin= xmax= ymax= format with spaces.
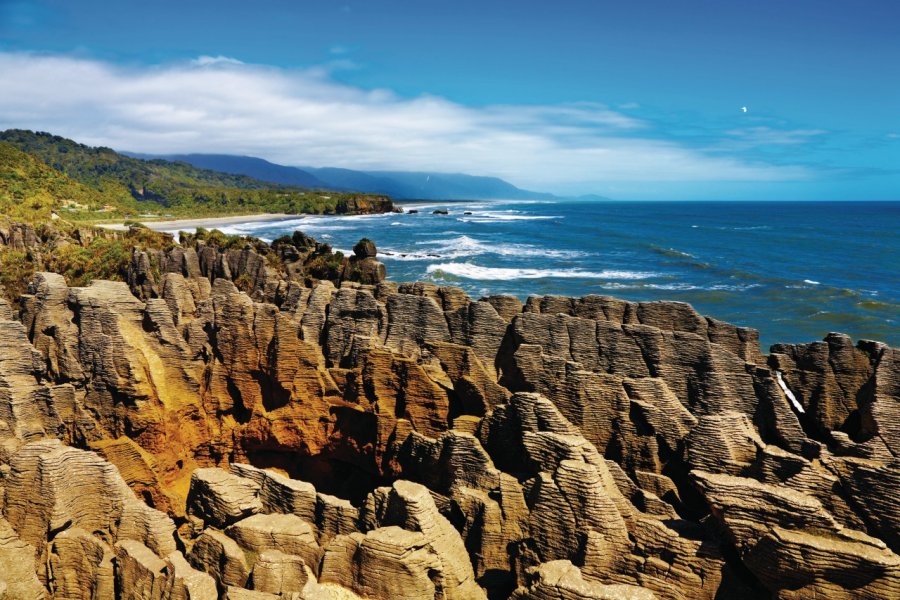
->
xmin=0 ymin=130 xmax=394 ymax=220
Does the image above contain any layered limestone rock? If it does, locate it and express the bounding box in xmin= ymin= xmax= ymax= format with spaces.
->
xmin=0 ymin=227 xmax=897 ymax=598
xmin=115 ymin=539 xmax=218 ymax=600
xmin=693 ymin=470 xmax=900 ymax=598
xmin=226 ymin=513 xmax=321 ymax=568
xmin=354 ymin=480 xmax=486 ymax=599
xmin=512 ymin=560 xmax=657 ymax=600
xmin=4 ymin=439 xmax=177 ymax=557
xmin=481 ymin=392 xmax=727 ymax=600
xmin=0 ymin=516 xmax=44 ymax=600
xmin=0 ymin=314 xmax=63 ymax=461
xmin=187 ymin=467 xmax=264 ymax=528
xmin=320 ymin=527 xmax=448 ymax=599
xmin=0 ymin=439 xmax=206 ymax=598
xmin=129 ymin=232 xmax=388 ymax=305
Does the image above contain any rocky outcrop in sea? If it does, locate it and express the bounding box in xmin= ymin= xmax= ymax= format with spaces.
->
xmin=0 ymin=226 xmax=897 ymax=599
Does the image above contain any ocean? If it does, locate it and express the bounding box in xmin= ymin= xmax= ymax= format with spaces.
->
xmin=183 ymin=200 xmax=899 ymax=349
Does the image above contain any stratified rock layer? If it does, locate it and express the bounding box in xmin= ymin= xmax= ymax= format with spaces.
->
xmin=0 ymin=230 xmax=896 ymax=599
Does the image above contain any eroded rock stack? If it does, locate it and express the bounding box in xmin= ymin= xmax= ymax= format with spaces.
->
xmin=0 ymin=230 xmax=897 ymax=598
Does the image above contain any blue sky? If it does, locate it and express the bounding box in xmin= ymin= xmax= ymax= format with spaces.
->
xmin=1 ymin=0 xmax=898 ymax=199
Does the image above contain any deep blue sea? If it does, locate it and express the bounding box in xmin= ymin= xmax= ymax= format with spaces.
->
xmin=183 ymin=200 xmax=899 ymax=349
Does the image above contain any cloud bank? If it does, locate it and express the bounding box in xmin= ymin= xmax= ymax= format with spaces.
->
xmin=0 ymin=52 xmax=810 ymax=193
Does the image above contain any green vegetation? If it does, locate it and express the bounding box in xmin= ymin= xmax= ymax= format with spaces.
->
xmin=305 ymin=247 xmax=346 ymax=281
xmin=0 ymin=142 xmax=113 ymax=222
xmin=0 ymin=224 xmax=176 ymax=303
xmin=47 ymin=237 xmax=132 ymax=287
xmin=0 ymin=249 xmax=34 ymax=302
xmin=0 ymin=129 xmax=395 ymax=221
xmin=179 ymin=227 xmax=254 ymax=251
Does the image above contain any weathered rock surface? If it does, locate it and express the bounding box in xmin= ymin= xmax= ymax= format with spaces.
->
xmin=357 ymin=480 xmax=486 ymax=598
xmin=0 ymin=516 xmax=44 ymax=599
xmin=226 ymin=513 xmax=320 ymax=568
xmin=187 ymin=528 xmax=252 ymax=589
xmin=248 ymin=549 xmax=309 ymax=595
xmin=512 ymin=560 xmax=657 ymax=600
xmin=4 ymin=439 xmax=177 ymax=556
xmin=187 ymin=467 xmax=263 ymax=528
xmin=0 ymin=228 xmax=896 ymax=598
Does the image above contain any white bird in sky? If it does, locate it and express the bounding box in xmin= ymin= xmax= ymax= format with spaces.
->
xmin=741 ymin=106 xmax=748 ymax=113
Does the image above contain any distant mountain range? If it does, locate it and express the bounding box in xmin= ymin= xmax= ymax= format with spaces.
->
xmin=127 ymin=153 xmax=604 ymax=202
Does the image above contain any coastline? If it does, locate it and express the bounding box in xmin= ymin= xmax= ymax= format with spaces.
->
xmin=87 ymin=199 xmax=899 ymax=348
xmin=97 ymin=212 xmax=294 ymax=232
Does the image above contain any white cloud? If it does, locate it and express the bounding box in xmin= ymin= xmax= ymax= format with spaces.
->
xmin=0 ymin=52 xmax=810 ymax=191
xmin=725 ymin=126 xmax=828 ymax=146
xmin=191 ymin=55 xmax=245 ymax=67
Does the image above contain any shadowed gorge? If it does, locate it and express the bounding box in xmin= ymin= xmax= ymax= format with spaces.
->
xmin=0 ymin=221 xmax=897 ymax=599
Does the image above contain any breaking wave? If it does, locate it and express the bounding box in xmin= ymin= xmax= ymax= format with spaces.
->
xmin=379 ymin=235 xmax=587 ymax=261
xmin=426 ymin=263 xmax=657 ymax=281
xmin=457 ymin=210 xmax=561 ymax=222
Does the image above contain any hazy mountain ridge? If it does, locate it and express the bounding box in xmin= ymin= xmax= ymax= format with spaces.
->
xmin=125 ymin=152 xmax=332 ymax=189
xmin=132 ymin=152 xmax=589 ymax=201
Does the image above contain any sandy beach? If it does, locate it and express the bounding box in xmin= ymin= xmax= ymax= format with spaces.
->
xmin=98 ymin=213 xmax=294 ymax=232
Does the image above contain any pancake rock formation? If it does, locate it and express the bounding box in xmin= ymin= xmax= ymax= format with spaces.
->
xmin=0 ymin=228 xmax=897 ymax=599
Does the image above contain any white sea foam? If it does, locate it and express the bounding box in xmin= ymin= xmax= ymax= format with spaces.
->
xmin=712 ymin=283 xmax=764 ymax=290
xmin=239 ymin=218 xmax=308 ymax=231
xmin=426 ymin=263 xmax=657 ymax=281
xmin=595 ymin=282 xmax=763 ymax=292
xmin=458 ymin=210 xmax=561 ymax=222
xmin=592 ymin=269 xmax=660 ymax=279
xmin=211 ymin=217 xmax=360 ymax=234
xmin=595 ymin=282 xmax=701 ymax=291
xmin=716 ymin=225 xmax=772 ymax=231
xmin=641 ymin=283 xmax=702 ymax=291
xmin=495 ymin=199 xmax=559 ymax=205
xmin=398 ymin=204 xmax=436 ymax=212
xmin=803 ymin=279 xmax=821 ymax=285
xmin=661 ymin=248 xmax=695 ymax=258
xmin=378 ymin=235 xmax=587 ymax=261
xmin=198 ymin=225 xmax=249 ymax=237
